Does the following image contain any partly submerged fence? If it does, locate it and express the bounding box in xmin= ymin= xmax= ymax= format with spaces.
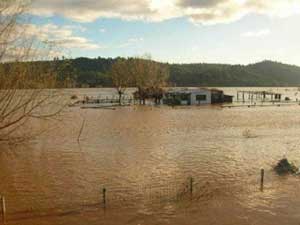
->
xmin=0 ymin=171 xmax=266 ymax=224
xmin=0 ymin=177 xmax=205 ymax=224
xmin=101 ymin=177 xmax=196 ymax=208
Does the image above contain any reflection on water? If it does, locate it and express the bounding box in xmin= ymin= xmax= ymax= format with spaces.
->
xmin=1 ymin=88 xmax=300 ymax=225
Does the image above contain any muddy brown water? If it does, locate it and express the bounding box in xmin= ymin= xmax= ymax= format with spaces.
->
xmin=1 ymin=88 xmax=300 ymax=225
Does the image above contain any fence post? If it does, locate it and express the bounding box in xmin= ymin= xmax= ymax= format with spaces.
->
xmin=102 ymin=188 xmax=106 ymax=207
xmin=260 ymin=169 xmax=264 ymax=191
xmin=1 ymin=196 xmax=6 ymax=224
xmin=190 ymin=178 xmax=194 ymax=197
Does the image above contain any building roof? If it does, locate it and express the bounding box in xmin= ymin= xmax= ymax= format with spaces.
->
xmin=165 ymin=87 xmax=220 ymax=94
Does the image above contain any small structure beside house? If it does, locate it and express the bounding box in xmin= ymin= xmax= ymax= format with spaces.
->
xmin=163 ymin=88 xmax=233 ymax=106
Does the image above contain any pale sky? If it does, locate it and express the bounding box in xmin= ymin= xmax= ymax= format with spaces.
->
xmin=27 ymin=0 xmax=300 ymax=65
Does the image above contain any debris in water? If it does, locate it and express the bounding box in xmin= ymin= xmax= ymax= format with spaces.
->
xmin=274 ymin=158 xmax=298 ymax=175
xmin=242 ymin=129 xmax=257 ymax=138
xmin=71 ymin=94 xmax=78 ymax=100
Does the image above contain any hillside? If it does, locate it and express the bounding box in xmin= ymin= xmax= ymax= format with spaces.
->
xmin=170 ymin=60 xmax=300 ymax=87
xmin=67 ymin=58 xmax=300 ymax=87
xmin=3 ymin=58 xmax=300 ymax=87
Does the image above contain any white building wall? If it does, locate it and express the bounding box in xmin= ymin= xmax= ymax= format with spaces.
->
xmin=190 ymin=90 xmax=211 ymax=105
xmin=180 ymin=100 xmax=189 ymax=105
xmin=164 ymin=88 xmax=212 ymax=105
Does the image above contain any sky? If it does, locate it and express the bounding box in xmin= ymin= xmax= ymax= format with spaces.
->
xmin=25 ymin=0 xmax=300 ymax=65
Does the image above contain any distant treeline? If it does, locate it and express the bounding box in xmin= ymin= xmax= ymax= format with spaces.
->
xmin=3 ymin=57 xmax=300 ymax=87
xmin=170 ymin=61 xmax=300 ymax=87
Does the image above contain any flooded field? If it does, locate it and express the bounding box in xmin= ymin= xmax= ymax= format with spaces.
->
xmin=1 ymin=88 xmax=300 ymax=225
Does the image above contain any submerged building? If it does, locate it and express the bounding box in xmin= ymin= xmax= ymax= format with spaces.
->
xmin=163 ymin=88 xmax=233 ymax=105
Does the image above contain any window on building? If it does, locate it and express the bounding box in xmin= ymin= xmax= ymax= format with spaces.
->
xmin=196 ymin=95 xmax=207 ymax=101
xmin=180 ymin=93 xmax=189 ymax=101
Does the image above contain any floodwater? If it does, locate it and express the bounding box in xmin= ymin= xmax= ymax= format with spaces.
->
xmin=1 ymin=88 xmax=300 ymax=225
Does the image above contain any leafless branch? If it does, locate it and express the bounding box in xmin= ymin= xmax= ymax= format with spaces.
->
xmin=0 ymin=0 xmax=68 ymax=142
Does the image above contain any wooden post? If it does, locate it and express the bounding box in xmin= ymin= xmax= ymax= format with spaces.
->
xmin=1 ymin=196 xmax=6 ymax=224
xmin=102 ymin=188 xmax=106 ymax=207
xmin=260 ymin=169 xmax=264 ymax=191
xmin=190 ymin=178 xmax=194 ymax=196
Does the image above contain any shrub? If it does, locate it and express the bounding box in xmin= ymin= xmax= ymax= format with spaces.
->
xmin=274 ymin=158 xmax=298 ymax=175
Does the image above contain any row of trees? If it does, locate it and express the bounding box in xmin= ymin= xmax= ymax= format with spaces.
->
xmin=23 ymin=56 xmax=300 ymax=88
xmin=110 ymin=56 xmax=169 ymax=105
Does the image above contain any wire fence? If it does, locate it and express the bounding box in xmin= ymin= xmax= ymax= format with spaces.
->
xmin=0 ymin=172 xmax=265 ymax=224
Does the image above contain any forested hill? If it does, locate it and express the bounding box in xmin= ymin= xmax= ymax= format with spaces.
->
xmin=9 ymin=57 xmax=300 ymax=87
xmin=170 ymin=60 xmax=300 ymax=87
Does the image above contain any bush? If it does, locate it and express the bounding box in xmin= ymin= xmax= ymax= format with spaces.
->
xmin=274 ymin=158 xmax=298 ymax=175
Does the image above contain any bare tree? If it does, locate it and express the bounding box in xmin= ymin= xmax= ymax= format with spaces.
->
xmin=0 ymin=0 xmax=67 ymax=142
xmin=110 ymin=58 xmax=131 ymax=105
xmin=130 ymin=55 xmax=169 ymax=104
xmin=148 ymin=62 xmax=169 ymax=104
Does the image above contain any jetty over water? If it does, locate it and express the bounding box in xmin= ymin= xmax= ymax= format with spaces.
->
xmin=237 ymin=90 xmax=282 ymax=102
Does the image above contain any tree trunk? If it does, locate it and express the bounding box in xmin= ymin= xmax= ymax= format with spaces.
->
xmin=138 ymin=87 xmax=143 ymax=105
xmin=118 ymin=92 xmax=122 ymax=106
